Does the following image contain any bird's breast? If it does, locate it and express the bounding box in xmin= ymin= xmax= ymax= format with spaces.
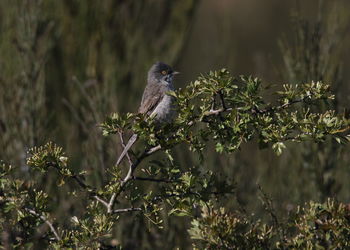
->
xmin=151 ymin=94 xmax=176 ymax=123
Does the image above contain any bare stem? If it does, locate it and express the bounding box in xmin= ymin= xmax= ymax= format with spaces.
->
xmin=107 ymin=193 xmax=117 ymax=213
xmin=24 ymin=208 xmax=61 ymax=241
xmin=93 ymin=195 xmax=109 ymax=208
xmin=107 ymin=144 xmax=162 ymax=213
xmin=204 ymin=107 xmax=233 ymax=116
xmin=113 ymin=207 xmax=142 ymax=213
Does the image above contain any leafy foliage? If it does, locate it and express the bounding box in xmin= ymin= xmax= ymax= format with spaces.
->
xmin=102 ymin=69 xmax=349 ymax=157
xmin=188 ymin=205 xmax=274 ymax=249
xmin=189 ymin=198 xmax=350 ymax=249
xmin=284 ymin=199 xmax=350 ymax=249
xmin=1 ymin=69 xmax=350 ymax=248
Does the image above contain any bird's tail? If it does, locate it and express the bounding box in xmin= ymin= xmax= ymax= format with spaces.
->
xmin=116 ymin=134 xmax=138 ymax=165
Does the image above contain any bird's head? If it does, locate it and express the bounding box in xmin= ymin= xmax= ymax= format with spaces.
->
xmin=148 ymin=62 xmax=179 ymax=85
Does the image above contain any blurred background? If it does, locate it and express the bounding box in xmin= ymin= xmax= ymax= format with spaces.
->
xmin=1 ymin=0 xmax=350 ymax=248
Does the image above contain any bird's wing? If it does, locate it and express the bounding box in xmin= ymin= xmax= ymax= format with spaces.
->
xmin=116 ymin=84 xmax=164 ymax=165
xmin=138 ymin=83 xmax=164 ymax=115
xmin=116 ymin=134 xmax=138 ymax=165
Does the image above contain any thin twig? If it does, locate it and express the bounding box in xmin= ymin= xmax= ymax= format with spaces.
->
xmin=257 ymin=94 xmax=316 ymax=114
xmin=330 ymin=125 xmax=350 ymax=134
xmin=257 ymin=185 xmax=280 ymax=228
xmin=93 ymin=195 xmax=109 ymax=208
xmin=49 ymin=162 xmax=109 ymax=209
xmin=24 ymin=208 xmax=61 ymax=241
xmin=203 ymin=94 xmax=316 ymax=118
xmin=204 ymin=107 xmax=233 ymax=116
xmin=133 ymin=176 xmax=176 ymax=183
xmin=210 ymin=94 xmax=216 ymax=111
xmin=71 ymin=175 xmax=89 ymax=189
xmin=150 ymin=188 xmax=235 ymax=205
xmin=113 ymin=207 xmax=142 ymax=213
xmin=107 ymin=144 xmax=162 ymax=213
xmin=218 ymin=90 xmax=227 ymax=110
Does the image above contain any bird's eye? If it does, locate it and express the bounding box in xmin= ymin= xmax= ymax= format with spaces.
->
xmin=161 ymin=70 xmax=167 ymax=75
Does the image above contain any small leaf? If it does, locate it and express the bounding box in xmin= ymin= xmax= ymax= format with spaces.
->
xmin=272 ymin=142 xmax=286 ymax=156
xmin=215 ymin=143 xmax=224 ymax=153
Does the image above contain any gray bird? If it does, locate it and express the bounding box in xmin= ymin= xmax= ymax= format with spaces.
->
xmin=116 ymin=62 xmax=178 ymax=165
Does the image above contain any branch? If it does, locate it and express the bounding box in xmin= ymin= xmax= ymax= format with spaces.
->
xmin=150 ymin=192 xmax=201 ymax=203
xmin=150 ymin=190 xmax=228 ymax=203
xmin=107 ymin=144 xmax=162 ymax=213
xmin=218 ymin=90 xmax=227 ymax=110
xmin=113 ymin=207 xmax=142 ymax=213
xmin=107 ymin=193 xmax=117 ymax=214
xmin=110 ymin=131 xmax=138 ymax=212
xmin=71 ymin=175 xmax=89 ymax=190
xmin=133 ymin=176 xmax=177 ymax=183
xmin=24 ymin=208 xmax=61 ymax=241
xmin=49 ymin=163 xmax=110 ymax=209
xmin=202 ymin=94 xmax=318 ymax=118
xmin=93 ymin=195 xmax=109 ymax=208
xmin=256 ymin=94 xmax=319 ymax=114
xmin=257 ymin=185 xmax=281 ymax=232
xmin=330 ymin=125 xmax=350 ymax=134
xmin=203 ymin=107 xmax=233 ymax=116
xmin=121 ymin=144 xmax=162 ymax=187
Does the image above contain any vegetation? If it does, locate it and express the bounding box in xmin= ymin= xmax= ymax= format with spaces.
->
xmin=1 ymin=69 xmax=350 ymax=248
xmin=1 ymin=0 xmax=350 ymax=249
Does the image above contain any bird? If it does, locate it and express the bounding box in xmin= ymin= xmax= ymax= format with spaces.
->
xmin=116 ymin=62 xmax=179 ymax=165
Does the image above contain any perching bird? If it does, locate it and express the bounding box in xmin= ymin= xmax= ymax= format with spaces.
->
xmin=116 ymin=62 xmax=178 ymax=165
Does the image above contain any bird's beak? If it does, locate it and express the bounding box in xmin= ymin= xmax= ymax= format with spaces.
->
xmin=172 ymin=71 xmax=180 ymax=75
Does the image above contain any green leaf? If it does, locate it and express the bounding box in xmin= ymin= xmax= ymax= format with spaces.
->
xmin=215 ymin=143 xmax=224 ymax=153
xmin=272 ymin=142 xmax=286 ymax=156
